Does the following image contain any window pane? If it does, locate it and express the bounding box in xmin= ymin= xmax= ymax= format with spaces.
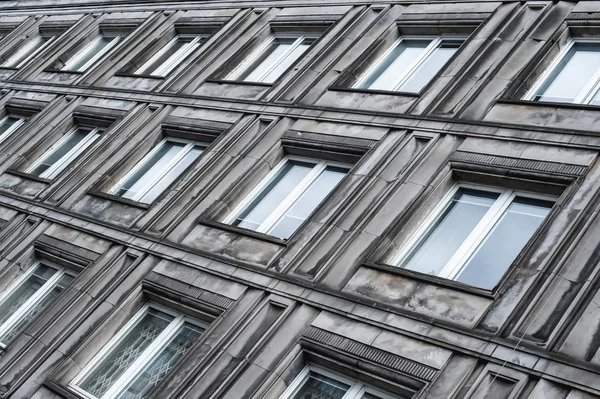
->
xmin=0 ymin=116 xmax=21 ymax=143
xmin=401 ymin=188 xmax=499 ymax=276
xmin=138 ymin=36 xmax=201 ymax=76
xmin=535 ymin=42 xmax=600 ymax=103
xmin=259 ymin=39 xmax=314 ymax=83
xmin=399 ymin=40 xmax=462 ymax=92
xmin=232 ymin=160 xmax=313 ymax=231
xmin=1 ymin=272 xmax=72 ymax=344
xmin=241 ymin=37 xmax=302 ymax=83
xmin=138 ymin=145 xmax=204 ymax=204
xmin=4 ymin=36 xmax=48 ymax=68
xmin=268 ymin=166 xmax=347 ymax=239
xmin=456 ymin=197 xmax=553 ymax=289
xmin=66 ymin=36 xmax=115 ymax=71
xmin=29 ymin=127 xmax=96 ymax=178
xmin=290 ymin=371 xmax=350 ymax=399
xmin=358 ymin=39 xmax=430 ymax=91
xmin=78 ymin=308 xmax=174 ymax=398
xmin=116 ymin=322 xmax=204 ymax=399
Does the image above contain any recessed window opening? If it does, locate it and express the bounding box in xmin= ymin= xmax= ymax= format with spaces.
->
xmin=62 ymin=36 xmax=121 ymax=72
xmin=134 ymin=35 xmax=206 ymax=77
xmin=2 ymin=35 xmax=55 ymax=68
xmin=0 ymin=115 xmax=25 ymax=143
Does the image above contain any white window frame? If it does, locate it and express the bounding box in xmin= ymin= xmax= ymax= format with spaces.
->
xmin=226 ymin=34 xmax=316 ymax=82
xmin=391 ymin=183 xmax=555 ymax=281
xmin=524 ymin=38 xmax=600 ymax=105
xmin=0 ymin=261 xmax=66 ymax=348
xmin=0 ymin=115 xmax=25 ymax=144
xmin=223 ymin=156 xmax=350 ymax=235
xmin=353 ymin=36 xmax=464 ymax=92
xmin=3 ymin=35 xmax=55 ymax=68
xmin=25 ymin=126 xmax=101 ymax=180
xmin=134 ymin=35 xmax=204 ymax=77
xmin=107 ymin=138 xmax=204 ymax=203
xmin=280 ymin=364 xmax=399 ymax=399
xmin=69 ymin=303 xmax=206 ymax=399
xmin=62 ymin=36 xmax=121 ymax=72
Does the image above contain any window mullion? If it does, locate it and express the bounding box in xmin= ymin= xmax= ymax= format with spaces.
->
xmin=579 ymin=67 xmax=600 ymax=104
xmin=391 ymin=37 xmax=439 ymax=91
xmin=0 ymin=268 xmax=64 ymax=341
xmin=63 ymin=36 xmax=102 ymax=71
xmin=259 ymin=160 xmax=324 ymax=233
xmin=440 ymin=190 xmax=515 ymax=279
xmin=26 ymin=127 xmax=79 ymax=174
xmin=227 ymin=36 xmax=275 ymax=80
xmin=78 ymin=37 xmax=120 ymax=72
xmin=17 ymin=36 xmax=55 ymax=68
xmin=153 ymin=38 xmax=198 ymax=76
xmin=344 ymin=383 xmax=364 ymax=399
xmin=135 ymin=36 xmax=179 ymax=75
xmin=4 ymin=37 xmax=41 ymax=67
xmin=109 ymin=139 xmax=168 ymax=195
xmin=353 ymin=37 xmax=403 ymax=89
xmin=256 ymin=36 xmax=304 ymax=82
xmin=0 ymin=117 xmax=25 ymax=143
xmin=524 ymin=39 xmax=576 ymax=101
xmin=41 ymin=128 xmax=99 ymax=179
xmin=101 ymin=315 xmax=185 ymax=399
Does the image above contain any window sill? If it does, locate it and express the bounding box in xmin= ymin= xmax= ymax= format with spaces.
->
xmin=198 ymin=218 xmax=288 ymax=246
xmin=363 ymin=261 xmax=496 ymax=299
xmin=4 ymin=169 xmax=52 ymax=184
xmin=87 ymin=190 xmax=151 ymax=210
xmin=113 ymin=72 xmax=165 ymax=79
xmin=327 ymin=85 xmax=421 ymax=98
xmin=43 ymin=68 xmax=84 ymax=75
xmin=0 ymin=66 xmax=17 ymax=71
xmin=204 ymin=78 xmax=274 ymax=87
xmin=497 ymin=98 xmax=600 ymax=112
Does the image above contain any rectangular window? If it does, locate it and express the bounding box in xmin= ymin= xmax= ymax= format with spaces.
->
xmin=392 ymin=184 xmax=554 ymax=290
xmin=225 ymin=157 xmax=349 ymax=239
xmin=107 ymin=139 xmax=204 ymax=204
xmin=353 ymin=37 xmax=463 ymax=93
xmin=0 ymin=115 xmax=25 ymax=143
xmin=226 ymin=35 xmax=317 ymax=84
xmin=62 ymin=36 xmax=121 ymax=72
xmin=281 ymin=365 xmax=403 ymax=399
xmin=2 ymin=36 xmax=54 ymax=68
xmin=26 ymin=126 xmax=100 ymax=179
xmin=0 ymin=262 xmax=73 ymax=347
xmin=526 ymin=39 xmax=600 ymax=105
xmin=134 ymin=35 xmax=205 ymax=77
xmin=70 ymin=304 xmax=205 ymax=399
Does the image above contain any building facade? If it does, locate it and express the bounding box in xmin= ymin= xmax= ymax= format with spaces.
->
xmin=0 ymin=0 xmax=598 ymax=398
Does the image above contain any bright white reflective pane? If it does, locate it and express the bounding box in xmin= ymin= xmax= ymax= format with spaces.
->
xmin=78 ymin=308 xmax=174 ymax=398
xmin=232 ymin=160 xmax=313 ymax=231
xmin=139 ymin=145 xmax=204 ymax=203
xmin=66 ymin=36 xmax=116 ymax=71
xmin=456 ymin=197 xmax=553 ymax=289
xmin=115 ymin=141 xmax=187 ymax=201
xmin=138 ymin=36 xmax=201 ymax=76
xmin=399 ymin=40 xmax=462 ymax=92
xmin=535 ymin=42 xmax=600 ymax=103
xmin=241 ymin=37 xmax=297 ymax=82
xmin=268 ymin=166 xmax=347 ymax=239
xmin=260 ymin=40 xmax=313 ymax=83
xmin=401 ymin=188 xmax=499 ymax=276
xmin=116 ymin=322 xmax=204 ymax=399
xmin=290 ymin=371 xmax=350 ymax=399
xmin=3 ymin=36 xmax=48 ymax=68
xmin=0 ymin=116 xmax=21 ymax=143
xmin=359 ymin=39 xmax=430 ymax=91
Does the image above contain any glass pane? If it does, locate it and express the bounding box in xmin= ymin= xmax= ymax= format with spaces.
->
xmin=399 ymin=40 xmax=462 ymax=92
xmin=456 ymin=197 xmax=553 ymax=289
xmin=268 ymin=166 xmax=347 ymax=239
xmin=535 ymin=42 xmax=600 ymax=103
xmin=290 ymin=371 xmax=350 ymax=399
xmin=139 ymin=145 xmax=204 ymax=204
xmin=401 ymin=188 xmax=499 ymax=276
xmin=4 ymin=36 xmax=47 ymax=68
xmin=0 ymin=116 xmax=21 ymax=142
xmin=259 ymin=38 xmax=315 ymax=83
xmin=67 ymin=36 xmax=116 ymax=71
xmin=114 ymin=141 xmax=187 ymax=201
xmin=232 ymin=160 xmax=313 ymax=231
xmin=0 ymin=272 xmax=72 ymax=344
xmin=140 ymin=36 xmax=200 ymax=76
xmin=29 ymin=127 xmax=92 ymax=177
xmin=116 ymin=322 xmax=204 ymax=399
xmin=241 ymin=37 xmax=299 ymax=82
xmin=358 ymin=39 xmax=430 ymax=91
xmin=0 ymin=264 xmax=59 ymax=336
xmin=79 ymin=308 xmax=174 ymax=398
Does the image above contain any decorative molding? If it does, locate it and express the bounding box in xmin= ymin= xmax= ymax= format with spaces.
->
xmin=449 ymin=151 xmax=588 ymax=176
xmin=283 ymin=130 xmax=376 ymax=154
xmin=303 ymin=326 xmax=438 ymax=381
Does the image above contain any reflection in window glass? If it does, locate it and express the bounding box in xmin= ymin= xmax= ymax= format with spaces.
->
xmin=62 ymin=36 xmax=121 ymax=72
xmin=134 ymin=35 xmax=204 ymax=77
xmin=3 ymin=36 xmax=53 ymax=68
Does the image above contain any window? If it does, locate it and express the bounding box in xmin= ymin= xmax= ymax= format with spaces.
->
xmin=353 ymin=37 xmax=463 ymax=93
xmin=134 ymin=35 xmax=205 ymax=77
xmin=62 ymin=36 xmax=121 ymax=72
xmin=2 ymin=36 xmax=54 ymax=68
xmin=0 ymin=115 xmax=25 ymax=143
xmin=70 ymin=304 xmax=205 ymax=399
xmin=281 ymin=365 xmax=403 ymax=399
xmin=0 ymin=262 xmax=73 ymax=347
xmin=526 ymin=39 xmax=600 ymax=105
xmin=225 ymin=157 xmax=349 ymax=239
xmin=392 ymin=184 xmax=554 ymax=289
xmin=26 ymin=125 xmax=100 ymax=179
xmin=107 ymin=139 xmax=205 ymax=204
xmin=226 ymin=35 xmax=317 ymax=83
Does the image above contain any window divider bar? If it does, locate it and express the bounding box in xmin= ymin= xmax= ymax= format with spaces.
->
xmin=254 ymin=36 xmax=305 ymax=82
xmin=0 ymin=117 xmax=25 ymax=144
xmin=352 ymin=36 xmax=403 ymax=89
xmin=153 ymin=36 xmax=202 ymax=76
xmin=39 ymin=128 xmax=100 ymax=179
xmin=226 ymin=35 xmax=276 ymax=81
xmin=77 ymin=36 xmax=121 ymax=73
xmin=390 ymin=37 xmax=440 ymax=91
xmin=134 ymin=36 xmax=179 ymax=75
